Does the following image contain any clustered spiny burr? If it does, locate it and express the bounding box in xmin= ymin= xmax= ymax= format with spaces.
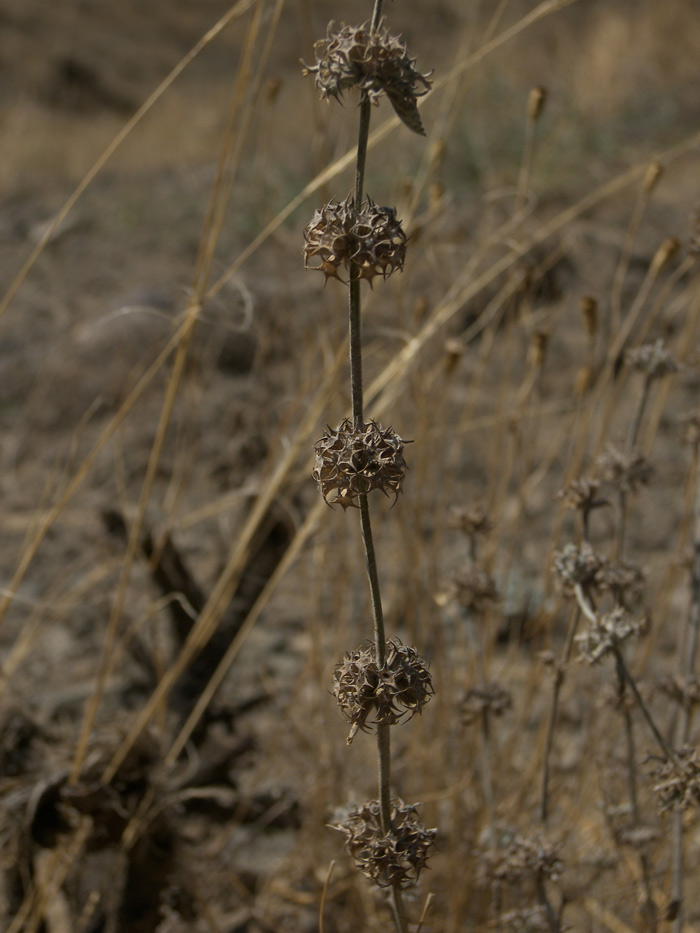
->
xmin=302 ymin=20 xmax=432 ymax=135
xmin=313 ymin=418 xmax=408 ymax=509
xmin=333 ymin=639 xmax=433 ymax=741
xmin=303 ymin=196 xmax=407 ymax=284
xmin=331 ymin=797 xmax=437 ymax=888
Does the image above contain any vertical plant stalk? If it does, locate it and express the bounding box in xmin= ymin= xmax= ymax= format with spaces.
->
xmin=539 ymin=604 xmax=580 ymax=825
xmin=305 ymin=5 xmax=434 ymax=926
xmin=672 ymin=446 xmax=700 ymax=931
xmin=349 ymin=3 xmax=406 ymax=928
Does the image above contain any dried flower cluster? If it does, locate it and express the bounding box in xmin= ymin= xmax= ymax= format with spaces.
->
xmin=594 ymin=558 xmax=645 ymax=598
xmin=333 ymin=639 xmax=433 ymax=738
xmin=553 ymin=542 xmax=604 ymax=591
xmin=575 ymin=606 xmax=647 ymax=664
xmin=452 ymin=562 xmax=499 ymax=613
xmin=449 ymin=503 xmax=493 ymax=538
xmin=302 ymin=20 xmax=432 ymax=134
xmin=477 ymin=831 xmax=563 ymax=886
xmin=553 ymin=543 xmax=643 ymax=601
xmin=556 ymin=478 xmax=608 ymax=515
xmin=596 ymin=445 xmax=653 ymax=494
xmin=461 ymin=682 xmax=513 ymax=725
xmin=656 ymin=674 xmax=700 ymax=708
xmin=313 ymin=418 xmax=408 ymax=509
xmin=625 ymin=339 xmax=679 ymax=380
xmin=331 ymin=797 xmax=436 ymax=888
xmin=651 ymin=746 xmax=700 ymax=811
xmin=303 ymin=196 xmax=407 ymax=284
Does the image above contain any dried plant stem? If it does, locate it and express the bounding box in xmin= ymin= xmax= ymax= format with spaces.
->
xmin=540 ymin=604 xmax=580 ymax=825
xmin=671 ymin=452 xmax=700 ymax=931
xmin=573 ymin=586 xmax=676 ymax=762
xmin=615 ymin=658 xmax=657 ymax=929
xmin=348 ymin=4 xmax=406 ymax=928
xmin=610 ymin=167 xmax=658 ymax=334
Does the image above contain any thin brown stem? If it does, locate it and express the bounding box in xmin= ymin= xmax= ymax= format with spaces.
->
xmin=672 ymin=449 xmax=700 ymax=931
xmin=349 ymin=5 xmax=405 ymax=928
xmin=540 ymin=604 xmax=581 ymax=825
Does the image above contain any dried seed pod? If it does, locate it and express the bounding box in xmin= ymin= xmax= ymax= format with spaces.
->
xmin=302 ymin=20 xmax=433 ymax=134
xmin=556 ymin=478 xmax=608 ymax=515
xmin=351 ymin=200 xmax=407 ymax=282
xmin=625 ymin=339 xmax=679 ymax=380
xmin=651 ymin=745 xmax=700 ymax=811
xmin=553 ymin=542 xmax=603 ymax=592
xmin=303 ymin=196 xmax=407 ymax=284
xmin=449 ymin=502 xmax=493 ymax=538
xmin=656 ymin=674 xmax=700 ymax=708
xmin=313 ymin=417 xmax=409 ymax=509
xmin=642 ymin=160 xmax=663 ymax=195
xmin=461 ymin=682 xmax=512 ymax=725
xmin=331 ymin=797 xmax=436 ymax=888
xmin=596 ymin=444 xmax=653 ymax=493
xmin=452 ymin=563 xmax=499 ymax=613
xmin=575 ymin=606 xmax=647 ymax=664
xmin=527 ymin=86 xmax=547 ymax=122
xmin=333 ymin=639 xmax=433 ymax=741
xmin=477 ymin=830 xmax=563 ymax=886
xmin=593 ymin=558 xmax=645 ymax=599
xmin=303 ymin=199 xmax=354 ymax=282
xmin=649 ymin=236 xmax=679 ymax=277
xmin=580 ymin=296 xmax=598 ymax=338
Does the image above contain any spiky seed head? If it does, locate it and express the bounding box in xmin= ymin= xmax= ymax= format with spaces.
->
xmin=302 ymin=200 xmax=353 ymax=283
xmin=313 ymin=418 xmax=409 ymax=509
xmin=303 ymin=196 xmax=407 ymax=285
xmin=302 ymin=20 xmax=432 ymax=134
xmin=333 ymin=639 xmax=433 ymax=740
xmin=331 ymin=797 xmax=436 ymax=888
